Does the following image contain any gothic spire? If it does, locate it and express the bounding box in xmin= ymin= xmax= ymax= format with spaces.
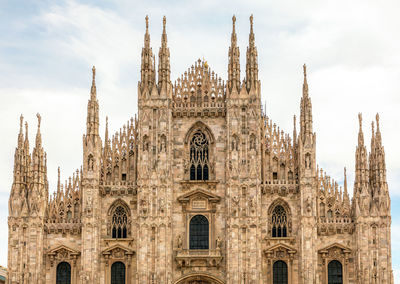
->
xmin=228 ymin=15 xmax=240 ymax=94
xmin=158 ymin=16 xmax=171 ymax=93
xmin=370 ymin=113 xmax=387 ymax=193
xmin=245 ymin=14 xmax=259 ymax=93
xmin=18 ymin=114 xmax=24 ymax=148
xmin=299 ymin=64 xmax=313 ymax=144
xmin=35 ymin=113 xmax=42 ymax=149
xmin=86 ymin=66 xmax=100 ymax=138
xmin=140 ymin=15 xmax=156 ymax=93
xmin=354 ymin=113 xmax=369 ymax=194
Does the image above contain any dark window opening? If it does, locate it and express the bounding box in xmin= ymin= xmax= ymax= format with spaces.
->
xmin=112 ymin=206 xmax=128 ymax=239
xmin=273 ymin=260 xmax=288 ymax=284
xmin=121 ymin=173 xmax=126 ymax=181
xmin=271 ymin=205 xmax=288 ymax=238
xmin=189 ymin=215 xmax=209 ymax=249
xmin=111 ymin=261 xmax=126 ymax=284
xmin=56 ymin=262 xmax=71 ymax=284
xmin=328 ymin=260 xmax=342 ymax=284
xmin=273 ymin=172 xmax=278 ymax=180
xmin=189 ymin=130 xmax=210 ymax=181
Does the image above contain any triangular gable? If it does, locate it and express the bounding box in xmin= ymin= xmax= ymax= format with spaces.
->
xmin=318 ymin=242 xmax=351 ymax=254
xmin=47 ymin=244 xmax=80 ymax=256
xmin=101 ymin=244 xmax=134 ymax=256
xmin=178 ymin=189 xmax=221 ymax=204
xmin=265 ymin=243 xmax=297 ymax=254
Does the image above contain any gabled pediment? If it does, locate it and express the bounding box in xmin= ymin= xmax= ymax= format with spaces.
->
xmin=264 ymin=243 xmax=297 ymax=254
xmin=178 ymin=189 xmax=221 ymax=204
xmin=47 ymin=244 xmax=80 ymax=256
xmin=178 ymin=189 xmax=221 ymax=211
xmin=102 ymin=244 xmax=134 ymax=256
xmin=318 ymin=242 xmax=351 ymax=254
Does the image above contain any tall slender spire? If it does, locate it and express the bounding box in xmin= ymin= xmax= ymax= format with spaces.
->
xmin=354 ymin=113 xmax=369 ymax=194
xmin=227 ymin=15 xmax=240 ymax=94
xmin=245 ymin=14 xmax=259 ymax=93
xmin=370 ymin=113 xmax=387 ymax=194
xmin=86 ymin=66 xmax=99 ymax=138
xmin=35 ymin=113 xmax=42 ymax=148
xmin=91 ymin=66 xmax=96 ymax=99
xmin=158 ymin=15 xmax=171 ymax=92
xmin=299 ymin=64 xmax=313 ymax=144
xmin=140 ymin=15 xmax=156 ymax=93
xmin=18 ymin=114 xmax=24 ymax=148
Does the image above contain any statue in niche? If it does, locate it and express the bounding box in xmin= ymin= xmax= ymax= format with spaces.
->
xmin=177 ymin=235 xmax=183 ymax=249
xmin=88 ymin=155 xmax=94 ymax=171
xmin=159 ymin=197 xmax=165 ymax=213
xmin=159 ymin=135 xmax=166 ymax=152
xmin=216 ymin=236 xmax=222 ymax=249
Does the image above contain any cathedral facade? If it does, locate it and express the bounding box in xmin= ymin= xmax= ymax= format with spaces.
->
xmin=7 ymin=15 xmax=393 ymax=284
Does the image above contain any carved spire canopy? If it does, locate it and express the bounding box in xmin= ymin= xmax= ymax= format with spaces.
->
xmin=140 ymin=15 xmax=156 ymax=92
xmin=158 ymin=15 xmax=171 ymax=91
xmin=299 ymin=64 xmax=313 ymax=143
xmin=86 ymin=66 xmax=100 ymax=138
xmin=246 ymin=14 xmax=258 ymax=93
xmin=228 ymin=15 xmax=240 ymax=93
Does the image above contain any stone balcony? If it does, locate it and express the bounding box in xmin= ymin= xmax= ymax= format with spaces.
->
xmin=261 ymin=180 xmax=299 ymax=196
xmin=175 ymin=249 xmax=223 ymax=268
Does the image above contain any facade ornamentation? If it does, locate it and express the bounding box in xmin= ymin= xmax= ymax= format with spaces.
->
xmin=7 ymin=15 xmax=393 ymax=284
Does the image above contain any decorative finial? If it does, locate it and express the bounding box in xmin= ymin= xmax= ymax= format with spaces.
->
xmin=358 ymin=113 xmax=362 ymax=130
xmin=376 ymin=113 xmax=380 ymax=131
xmin=250 ymin=14 xmax=254 ymax=31
xmin=145 ymin=15 xmax=149 ymax=31
xmin=303 ymin=64 xmax=307 ymax=78
xmin=371 ymin=121 xmax=375 ymax=135
xmin=19 ymin=114 xmax=23 ymax=131
xmin=92 ymin=66 xmax=96 ymax=83
xmin=232 ymin=15 xmax=236 ymax=31
xmin=163 ymin=16 xmax=166 ymax=31
xmin=36 ymin=113 xmax=41 ymax=129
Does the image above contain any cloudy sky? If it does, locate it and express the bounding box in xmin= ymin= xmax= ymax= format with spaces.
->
xmin=0 ymin=0 xmax=399 ymax=279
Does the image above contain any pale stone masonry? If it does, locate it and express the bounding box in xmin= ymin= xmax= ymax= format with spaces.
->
xmin=7 ymin=15 xmax=393 ymax=284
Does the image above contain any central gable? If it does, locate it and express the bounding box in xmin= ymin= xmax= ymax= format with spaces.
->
xmin=172 ymin=59 xmax=226 ymax=117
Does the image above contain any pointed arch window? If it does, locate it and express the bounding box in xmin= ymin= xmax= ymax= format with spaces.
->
xmin=273 ymin=260 xmax=288 ymax=284
xmin=271 ymin=205 xmax=287 ymax=237
xmin=328 ymin=260 xmax=342 ymax=284
xmin=111 ymin=261 xmax=126 ymax=284
xmin=190 ymin=130 xmax=209 ymax=180
xmin=56 ymin=262 xmax=71 ymax=284
xmin=189 ymin=215 xmax=209 ymax=249
xmin=112 ymin=206 xmax=128 ymax=239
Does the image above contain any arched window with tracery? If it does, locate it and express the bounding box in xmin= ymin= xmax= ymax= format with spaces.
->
xmin=56 ymin=262 xmax=71 ymax=284
xmin=111 ymin=261 xmax=126 ymax=284
xmin=190 ymin=130 xmax=209 ymax=180
xmin=271 ymin=205 xmax=288 ymax=237
xmin=112 ymin=206 xmax=128 ymax=239
xmin=189 ymin=215 xmax=209 ymax=249
xmin=273 ymin=260 xmax=288 ymax=284
xmin=328 ymin=260 xmax=343 ymax=284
